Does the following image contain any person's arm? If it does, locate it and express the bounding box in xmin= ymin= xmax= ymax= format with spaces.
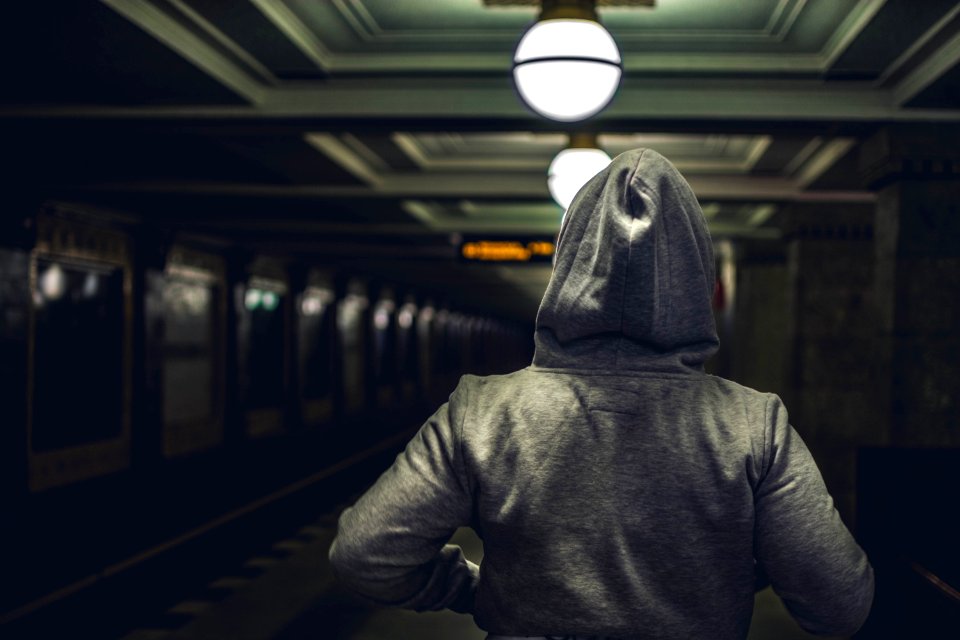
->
xmin=328 ymin=385 xmax=478 ymax=613
xmin=754 ymin=395 xmax=874 ymax=636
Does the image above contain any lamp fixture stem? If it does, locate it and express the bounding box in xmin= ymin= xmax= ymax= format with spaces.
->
xmin=539 ymin=0 xmax=598 ymax=21
xmin=568 ymin=132 xmax=600 ymax=149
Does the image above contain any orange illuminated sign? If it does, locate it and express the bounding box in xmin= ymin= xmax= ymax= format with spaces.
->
xmin=460 ymin=239 xmax=555 ymax=263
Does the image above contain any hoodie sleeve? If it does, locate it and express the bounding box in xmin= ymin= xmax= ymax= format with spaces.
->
xmin=328 ymin=385 xmax=478 ymax=613
xmin=754 ymin=395 xmax=874 ymax=636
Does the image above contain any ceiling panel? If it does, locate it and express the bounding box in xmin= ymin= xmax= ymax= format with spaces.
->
xmin=402 ymin=199 xmax=562 ymax=234
xmin=180 ymin=0 xmax=326 ymax=79
xmin=401 ymin=198 xmax=781 ymax=239
xmin=386 ymin=131 xmax=772 ymax=174
xmin=277 ymin=0 xmax=880 ymax=72
xmin=827 ymin=0 xmax=959 ymax=79
xmin=907 ymin=61 xmax=960 ymax=110
xmin=750 ymin=136 xmax=820 ymax=174
xmin=1 ymin=0 xmax=247 ymax=106
xmin=5 ymin=129 xmax=281 ymax=187
xmin=5 ymin=0 xmax=960 ymax=322
xmin=215 ymin=135 xmax=367 ymax=185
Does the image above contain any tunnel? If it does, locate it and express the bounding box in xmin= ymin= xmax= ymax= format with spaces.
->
xmin=1 ymin=1 xmax=959 ymax=638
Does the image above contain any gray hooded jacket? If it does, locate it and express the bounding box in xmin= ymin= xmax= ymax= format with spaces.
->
xmin=329 ymin=149 xmax=874 ymax=639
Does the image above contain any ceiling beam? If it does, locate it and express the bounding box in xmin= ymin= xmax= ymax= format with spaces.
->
xmin=304 ymin=133 xmax=383 ymax=185
xmin=162 ymin=0 xmax=277 ymax=85
xmin=98 ymin=0 xmax=894 ymax=79
xmin=185 ymin=0 xmax=881 ymax=76
xmin=101 ymin=0 xmax=267 ymax=104
xmin=5 ymin=77 xmax=960 ymax=124
xmin=794 ymin=138 xmax=857 ymax=188
xmin=821 ymin=0 xmax=888 ymax=69
xmin=892 ymin=23 xmax=960 ymax=106
xmin=877 ymin=3 xmax=960 ymax=87
xmin=248 ymin=0 xmax=333 ymax=71
xmin=317 ymin=52 xmax=831 ymax=74
xmin=66 ymin=174 xmax=876 ymax=203
xmin=196 ymin=79 xmax=960 ymax=122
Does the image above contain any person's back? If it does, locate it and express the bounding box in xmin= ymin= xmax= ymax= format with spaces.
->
xmin=329 ymin=149 xmax=874 ymax=639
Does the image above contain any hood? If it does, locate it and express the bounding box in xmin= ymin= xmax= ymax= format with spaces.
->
xmin=533 ymin=148 xmax=718 ymax=372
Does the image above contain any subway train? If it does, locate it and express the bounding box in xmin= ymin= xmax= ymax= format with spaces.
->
xmin=0 ymin=204 xmax=531 ymax=590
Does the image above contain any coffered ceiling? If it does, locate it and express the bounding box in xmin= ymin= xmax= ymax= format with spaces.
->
xmin=2 ymin=0 xmax=959 ymax=320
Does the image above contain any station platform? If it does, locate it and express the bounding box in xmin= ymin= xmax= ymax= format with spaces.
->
xmin=118 ymin=514 xmax=843 ymax=640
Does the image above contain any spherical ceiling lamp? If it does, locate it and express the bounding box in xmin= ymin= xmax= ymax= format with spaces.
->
xmin=513 ymin=0 xmax=622 ymax=122
xmin=548 ymin=133 xmax=611 ymax=210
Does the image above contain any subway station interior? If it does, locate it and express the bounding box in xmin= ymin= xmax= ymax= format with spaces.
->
xmin=1 ymin=0 xmax=959 ymax=638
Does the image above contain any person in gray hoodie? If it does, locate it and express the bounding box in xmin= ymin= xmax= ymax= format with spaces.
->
xmin=328 ymin=148 xmax=874 ymax=639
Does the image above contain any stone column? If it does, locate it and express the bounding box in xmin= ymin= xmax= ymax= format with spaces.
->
xmin=861 ymin=125 xmax=960 ymax=447
xmin=780 ymin=202 xmax=883 ymax=525
xmin=730 ymin=239 xmax=789 ymax=401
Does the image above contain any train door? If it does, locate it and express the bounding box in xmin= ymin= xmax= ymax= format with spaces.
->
xmin=27 ymin=214 xmax=133 ymax=491
xmin=148 ymin=246 xmax=226 ymax=458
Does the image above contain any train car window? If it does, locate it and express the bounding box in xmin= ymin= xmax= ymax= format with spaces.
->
xmin=30 ymin=258 xmax=124 ymax=451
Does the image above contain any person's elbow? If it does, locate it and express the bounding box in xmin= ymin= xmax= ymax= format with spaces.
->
xmin=327 ymin=534 xmax=354 ymax=579
xmin=328 ymin=531 xmax=376 ymax=588
xmin=793 ymin=563 xmax=875 ymax=637
xmin=328 ymin=526 xmax=418 ymax=605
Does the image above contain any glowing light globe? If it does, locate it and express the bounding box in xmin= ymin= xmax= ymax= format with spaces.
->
xmin=548 ymin=147 xmax=612 ymax=210
xmin=513 ymin=19 xmax=622 ymax=122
